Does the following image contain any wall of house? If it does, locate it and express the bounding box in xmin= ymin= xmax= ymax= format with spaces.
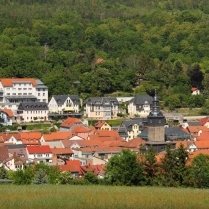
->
xmin=18 ymin=110 xmax=49 ymax=122
xmin=28 ymin=153 xmax=52 ymax=162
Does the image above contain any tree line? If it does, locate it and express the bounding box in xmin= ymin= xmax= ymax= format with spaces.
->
xmin=1 ymin=145 xmax=209 ymax=188
xmin=0 ymin=1 xmax=209 ymax=110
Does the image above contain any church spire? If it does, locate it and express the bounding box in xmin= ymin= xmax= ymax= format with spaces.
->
xmin=151 ymin=89 xmax=160 ymax=116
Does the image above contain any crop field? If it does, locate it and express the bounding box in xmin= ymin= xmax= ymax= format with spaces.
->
xmin=0 ymin=185 xmax=209 ymax=209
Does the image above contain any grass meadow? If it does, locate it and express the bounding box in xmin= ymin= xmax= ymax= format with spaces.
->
xmin=0 ymin=185 xmax=209 ymax=209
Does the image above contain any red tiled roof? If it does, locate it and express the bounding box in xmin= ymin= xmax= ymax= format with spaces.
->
xmin=95 ymin=130 xmax=120 ymax=138
xmin=196 ymin=131 xmax=209 ymax=141
xmin=126 ymin=138 xmax=146 ymax=148
xmin=0 ymin=78 xmax=37 ymax=87
xmin=1 ymin=133 xmax=21 ymax=141
xmin=191 ymin=87 xmax=199 ymax=91
xmin=89 ymin=126 xmax=96 ymax=133
xmin=72 ymin=126 xmax=90 ymax=134
xmin=1 ymin=108 xmax=14 ymax=117
xmin=199 ymin=117 xmax=209 ymax=126
xmin=66 ymin=160 xmax=81 ymax=165
xmin=189 ymin=150 xmax=209 ymax=160
xmin=94 ymin=121 xmax=105 ymax=128
xmin=43 ymin=132 xmax=72 ymax=141
xmin=195 ymin=141 xmax=209 ymax=149
xmin=60 ymin=117 xmax=82 ymax=128
xmin=27 ymin=145 xmax=52 ymax=154
xmin=59 ymin=164 xmax=81 ymax=173
xmin=95 ymin=58 xmax=104 ymax=64
xmin=51 ymin=148 xmax=73 ymax=155
xmin=21 ymin=132 xmax=41 ymax=145
xmin=0 ymin=146 xmax=9 ymax=162
xmin=187 ymin=126 xmax=209 ymax=133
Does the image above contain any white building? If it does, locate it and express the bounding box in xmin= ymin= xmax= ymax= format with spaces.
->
xmin=16 ymin=102 xmax=49 ymax=122
xmin=48 ymin=95 xmax=80 ymax=113
xmin=0 ymin=78 xmax=48 ymax=113
xmin=128 ymin=95 xmax=153 ymax=117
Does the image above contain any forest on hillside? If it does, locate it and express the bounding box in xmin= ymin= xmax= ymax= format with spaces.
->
xmin=1 ymin=0 xmax=209 ymax=111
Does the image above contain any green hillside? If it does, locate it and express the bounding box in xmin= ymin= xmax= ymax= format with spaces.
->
xmin=1 ymin=0 xmax=209 ymax=110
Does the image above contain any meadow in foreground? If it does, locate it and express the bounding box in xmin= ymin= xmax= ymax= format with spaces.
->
xmin=0 ymin=185 xmax=209 ymax=209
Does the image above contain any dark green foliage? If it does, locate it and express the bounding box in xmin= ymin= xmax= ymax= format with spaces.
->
xmin=0 ymin=166 xmax=8 ymax=179
xmin=188 ymin=154 xmax=209 ymax=188
xmin=105 ymin=149 xmax=144 ymax=186
xmin=83 ymin=172 xmax=99 ymax=185
xmin=33 ymin=169 xmax=48 ymax=184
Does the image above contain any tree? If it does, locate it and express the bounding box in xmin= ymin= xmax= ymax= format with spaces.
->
xmin=105 ymin=149 xmax=144 ymax=186
xmin=33 ymin=168 xmax=48 ymax=184
xmin=139 ymin=147 xmax=159 ymax=186
xmin=158 ymin=144 xmax=188 ymax=187
xmin=84 ymin=172 xmax=99 ymax=185
xmin=56 ymin=171 xmax=73 ymax=184
xmin=188 ymin=154 xmax=209 ymax=188
xmin=0 ymin=166 xmax=8 ymax=179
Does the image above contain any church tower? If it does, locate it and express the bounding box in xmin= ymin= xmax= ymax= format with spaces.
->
xmin=147 ymin=90 xmax=165 ymax=142
xmin=145 ymin=90 xmax=176 ymax=153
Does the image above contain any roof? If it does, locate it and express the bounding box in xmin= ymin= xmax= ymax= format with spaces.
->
xmin=126 ymin=137 xmax=146 ymax=148
xmin=187 ymin=126 xmax=209 ymax=133
xmin=26 ymin=145 xmax=52 ymax=154
xmin=0 ymin=78 xmax=37 ymax=87
xmin=0 ymin=147 xmax=9 ymax=162
xmin=196 ymin=132 xmax=209 ymax=141
xmin=21 ymin=132 xmax=42 ymax=145
xmin=94 ymin=121 xmax=105 ymax=128
xmin=195 ymin=141 xmax=209 ymax=149
xmin=191 ymin=87 xmax=199 ymax=91
xmin=59 ymin=160 xmax=81 ymax=173
xmin=18 ymin=102 xmax=48 ymax=111
xmin=52 ymin=95 xmax=80 ymax=105
xmin=129 ymin=94 xmax=153 ymax=105
xmin=95 ymin=130 xmax=120 ymax=138
xmin=51 ymin=148 xmax=73 ymax=155
xmin=1 ymin=108 xmax=14 ymax=117
xmin=72 ymin=126 xmax=90 ymax=134
xmin=1 ymin=133 xmax=21 ymax=141
xmin=85 ymin=97 xmax=119 ymax=105
xmin=199 ymin=117 xmax=209 ymax=126
xmin=42 ymin=132 xmax=72 ymax=141
xmin=60 ymin=117 xmax=82 ymax=128
xmin=189 ymin=150 xmax=209 ymax=159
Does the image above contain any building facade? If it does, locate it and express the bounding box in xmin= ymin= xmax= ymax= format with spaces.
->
xmin=85 ymin=97 xmax=119 ymax=119
xmin=16 ymin=102 xmax=49 ymax=122
xmin=0 ymin=78 xmax=48 ymax=113
xmin=48 ymin=95 xmax=80 ymax=113
xmin=128 ymin=95 xmax=153 ymax=117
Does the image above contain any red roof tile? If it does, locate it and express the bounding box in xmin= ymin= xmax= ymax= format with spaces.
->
xmin=26 ymin=145 xmax=52 ymax=154
xmin=0 ymin=78 xmax=37 ymax=87
xmin=51 ymin=148 xmax=73 ymax=155
xmin=199 ymin=117 xmax=209 ymax=126
xmin=72 ymin=126 xmax=90 ymax=134
xmin=1 ymin=108 xmax=14 ymax=117
xmin=60 ymin=117 xmax=82 ymax=128
xmin=43 ymin=132 xmax=72 ymax=141
xmin=0 ymin=146 xmax=9 ymax=162
xmin=95 ymin=130 xmax=120 ymax=138
xmin=195 ymin=141 xmax=209 ymax=149
xmin=94 ymin=121 xmax=105 ymax=128
xmin=196 ymin=132 xmax=209 ymax=141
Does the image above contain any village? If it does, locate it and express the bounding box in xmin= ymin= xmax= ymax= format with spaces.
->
xmin=0 ymin=78 xmax=208 ymax=179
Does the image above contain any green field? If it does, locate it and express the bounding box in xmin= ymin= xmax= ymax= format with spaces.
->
xmin=0 ymin=185 xmax=209 ymax=209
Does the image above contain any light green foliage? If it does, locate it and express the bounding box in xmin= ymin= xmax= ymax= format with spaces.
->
xmin=56 ymin=171 xmax=73 ymax=184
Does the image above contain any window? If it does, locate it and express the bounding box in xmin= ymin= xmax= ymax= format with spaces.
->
xmin=18 ymin=88 xmax=22 ymax=90
xmin=43 ymin=93 xmax=45 ymax=96
xmin=38 ymin=93 xmax=40 ymax=96
xmin=23 ymin=93 xmax=27 ymax=95
xmin=12 ymin=93 xmax=16 ymax=95
xmin=18 ymin=93 xmax=22 ymax=95
xmin=28 ymin=88 xmax=32 ymax=90
xmin=23 ymin=88 xmax=27 ymax=90
xmin=7 ymin=93 xmax=10 ymax=95
xmin=46 ymin=154 xmax=49 ymax=157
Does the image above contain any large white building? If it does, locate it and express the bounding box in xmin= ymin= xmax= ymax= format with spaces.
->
xmin=48 ymin=95 xmax=80 ymax=113
xmin=0 ymin=78 xmax=48 ymax=113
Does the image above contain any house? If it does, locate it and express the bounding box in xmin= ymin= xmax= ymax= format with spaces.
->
xmin=2 ymin=133 xmax=22 ymax=144
xmin=21 ymin=132 xmax=42 ymax=145
xmin=116 ymin=97 xmax=134 ymax=103
xmin=40 ymin=132 xmax=72 ymax=143
xmin=186 ymin=126 xmax=209 ymax=139
xmin=71 ymin=126 xmax=91 ymax=140
xmin=175 ymin=141 xmax=197 ymax=152
xmin=0 ymin=78 xmax=48 ymax=112
xmin=26 ymin=145 xmax=53 ymax=164
xmin=94 ymin=121 xmax=111 ymax=131
xmin=16 ymin=102 xmax=49 ymax=122
xmin=5 ymin=144 xmax=28 ymax=161
xmin=60 ymin=117 xmax=83 ymax=132
xmin=85 ymin=97 xmax=119 ymax=119
xmin=48 ymin=95 xmax=80 ymax=113
xmin=118 ymin=118 xmax=147 ymax=141
xmin=191 ymin=87 xmax=200 ymax=95
xmin=195 ymin=141 xmax=209 ymax=150
xmin=0 ymin=108 xmax=14 ymax=126
xmin=199 ymin=117 xmax=209 ymax=128
xmin=128 ymin=94 xmax=153 ymax=117
xmin=59 ymin=160 xmax=82 ymax=177
xmin=51 ymin=148 xmax=74 ymax=164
